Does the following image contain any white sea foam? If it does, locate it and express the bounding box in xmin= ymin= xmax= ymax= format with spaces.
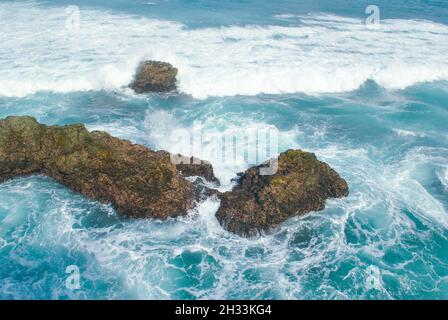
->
xmin=1 ymin=2 xmax=448 ymax=98
xmin=438 ymin=166 xmax=448 ymax=191
xmin=1 ymin=2 xmax=447 ymax=299
xmin=393 ymin=129 xmax=426 ymax=138
xmin=315 ymin=144 xmax=448 ymax=230
xmin=1 ymin=141 xmax=446 ymax=299
xmin=142 ymin=109 xmax=299 ymax=188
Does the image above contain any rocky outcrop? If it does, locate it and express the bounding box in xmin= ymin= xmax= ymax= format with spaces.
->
xmin=0 ymin=116 xmax=216 ymax=219
xmin=216 ymin=150 xmax=349 ymax=236
xmin=129 ymin=61 xmax=178 ymax=93
xmin=174 ymin=155 xmax=220 ymax=185
xmin=0 ymin=117 xmax=349 ymax=237
xmin=155 ymin=151 xmax=219 ymax=185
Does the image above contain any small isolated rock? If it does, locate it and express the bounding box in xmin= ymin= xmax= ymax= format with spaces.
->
xmin=216 ymin=149 xmax=349 ymax=236
xmin=130 ymin=60 xmax=178 ymax=93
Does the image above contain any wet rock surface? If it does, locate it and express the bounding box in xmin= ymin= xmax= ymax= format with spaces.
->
xmin=216 ymin=149 xmax=349 ymax=236
xmin=129 ymin=60 xmax=178 ymax=93
xmin=172 ymin=155 xmax=220 ymax=185
xmin=0 ymin=116 xmax=216 ymax=219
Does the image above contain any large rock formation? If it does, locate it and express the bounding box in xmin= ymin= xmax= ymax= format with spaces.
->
xmin=129 ymin=61 xmax=178 ymax=93
xmin=0 ymin=116 xmax=216 ymax=219
xmin=0 ymin=117 xmax=349 ymax=237
xmin=216 ymin=150 xmax=349 ymax=236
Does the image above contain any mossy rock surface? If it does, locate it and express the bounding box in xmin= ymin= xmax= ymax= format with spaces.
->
xmin=129 ymin=61 xmax=178 ymax=93
xmin=216 ymin=149 xmax=349 ymax=236
xmin=0 ymin=116 xmax=217 ymax=219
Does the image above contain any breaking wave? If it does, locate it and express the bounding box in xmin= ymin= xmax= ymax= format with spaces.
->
xmin=1 ymin=2 xmax=448 ymax=98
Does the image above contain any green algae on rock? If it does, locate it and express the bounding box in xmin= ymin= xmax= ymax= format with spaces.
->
xmin=216 ymin=149 xmax=349 ymax=236
xmin=0 ymin=116 xmax=216 ymax=219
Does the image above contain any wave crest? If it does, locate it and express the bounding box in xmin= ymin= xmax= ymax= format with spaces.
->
xmin=1 ymin=2 xmax=448 ymax=98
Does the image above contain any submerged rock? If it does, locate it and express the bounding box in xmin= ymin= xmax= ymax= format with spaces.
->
xmin=216 ymin=149 xmax=349 ymax=236
xmin=129 ymin=60 xmax=178 ymax=93
xmin=0 ymin=116 xmax=217 ymax=219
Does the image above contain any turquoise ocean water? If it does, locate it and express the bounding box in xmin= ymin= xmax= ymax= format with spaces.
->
xmin=0 ymin=0 xmax=448 ymax=299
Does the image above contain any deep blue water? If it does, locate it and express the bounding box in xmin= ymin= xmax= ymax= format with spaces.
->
xmin=0 ymin=0 xmax=448 ymax=299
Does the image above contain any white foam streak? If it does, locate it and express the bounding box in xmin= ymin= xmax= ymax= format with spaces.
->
xmin=1 ymin=2 xmax=448 ymax=98
xmin=438 ymin=166 xmax=448 ymax=191
xmin=393 ymin=129 xmax=426 ymax=138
